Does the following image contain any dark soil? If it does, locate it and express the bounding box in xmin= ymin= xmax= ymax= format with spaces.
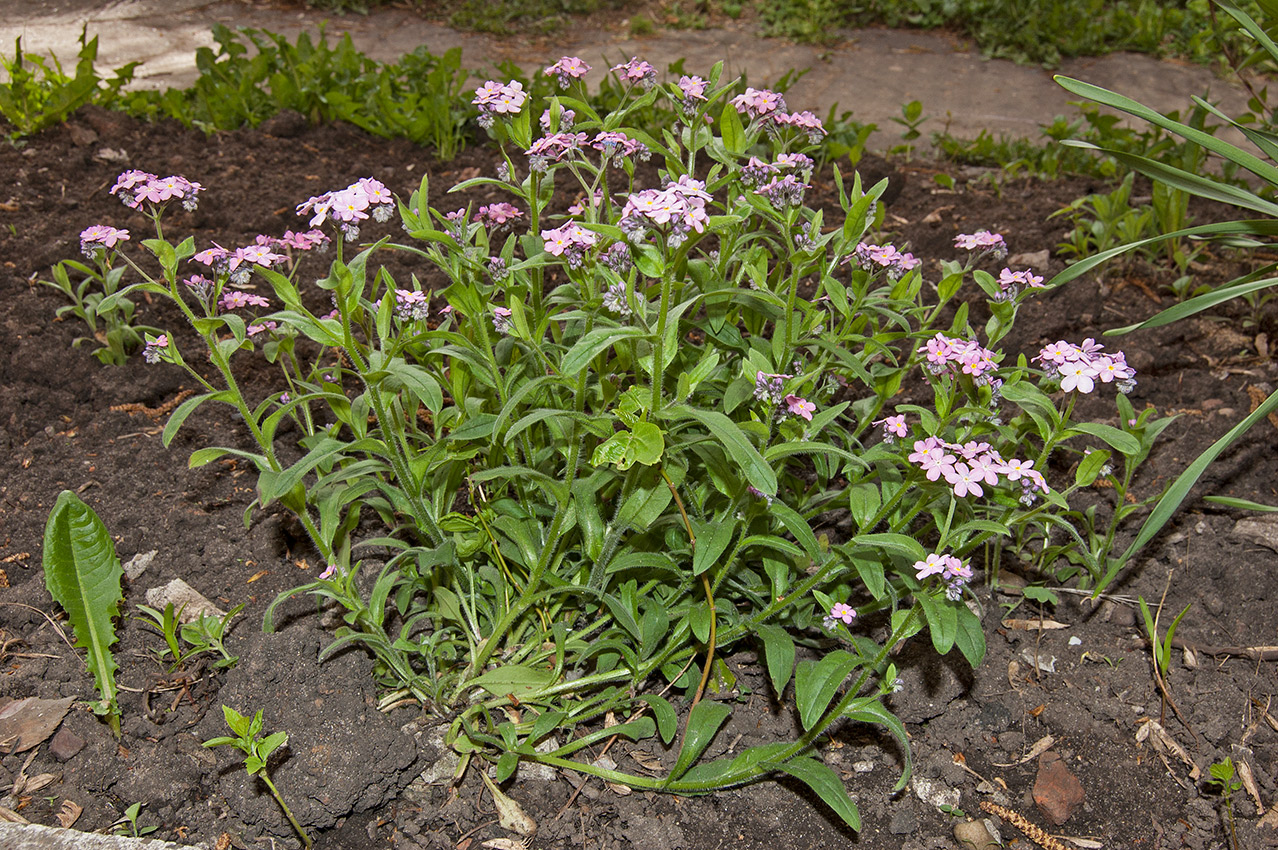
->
xmin=2 ymin=108 xmax=1278 ymax=850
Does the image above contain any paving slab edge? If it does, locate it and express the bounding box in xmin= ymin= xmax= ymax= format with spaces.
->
xmin=0 ymin=821 xmax=211 ymax=850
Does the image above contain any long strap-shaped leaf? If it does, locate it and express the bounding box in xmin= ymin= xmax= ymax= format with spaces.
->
xmin=42 ymin=491 xmax=123 ymax=733
xmin=1055 ymin=74 xmax=1278 ymax=186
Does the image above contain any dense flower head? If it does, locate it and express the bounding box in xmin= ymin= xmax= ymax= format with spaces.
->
xmin=851 ymin=242 xmax=921 ymax=280
xmin=918 ymin=333 xmax=998 ymax=380
xmin=906 ymin=435 xmax=1047 ymax=500
xmin=756 ymin=174 xmax=808 ymax=209
xmin=540 ymin=107 xmax=577 ymax=132
xmin=676 ymin=75 xmax=708 ymax=102
xmin=954 ymin=229 xmax=1008 ymax=260
xmin=913 ymin=552 xmax=973 ymax=600
xmin=246 ymin=321 xmax=278 ymax=337
xmin=740 ymin=156 xmax=779 ymax=188
xmin=541 ymin=223 xmax=598 ymax=268
xmin=620 ymin=177 xmax=712 ymax=244
xmin=143 ymin=333 xmax=168 ymax=364
xmin=591 ymin=131 xmax=650 ymax=165
xmin=297 ymin=178 xmax=394 ymax=235
xmin=270 ymin=229 xmax=330 ymax=252
xmin=602 ymin=242 xmax=632 ymax=274
xmin=183 ymin=274 xmax=214 ymax=302
xmin=472 ymin=80 xmax=527 ymax=126
xmin=394 ymin=288 xmax=430 ymax=321
xmin=753 ymin=371 xmax=791 ymax=406
xmin=474 ymin=202 xmax=524 ymax=228
xmin=773 ymin=110 xmax=827 ymax=143
xmin=611 ymin=57 xmax=657 ymax=89
xmin=996 ymin=267 xmax=1045 ymax=300
xmin=731 ymin=87 xmax=786 ymax=121
xmin=79 ymin=224 xmax=130 ymax=257
xmin=1034 ymin=338 xmax=1135 ymax=394
xmin=110 ymin=171 xmax=203 ymax=212
xmin=526 ymin=132 xmax=588 ymax=170
xmin=545 ymin=56 xmax=591 ymax=87
xmin=492 ymin=306 xmax=513 ymax=334
xmin=219 ymin=289 xmax=271 ymax=311
xmin=601 ymin=281 xmax=630 ymax=317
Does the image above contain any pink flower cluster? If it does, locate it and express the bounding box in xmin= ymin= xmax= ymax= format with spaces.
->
xmin=474 ymin=202 xmax=523 ymax=229
xmin=394 ymin=289 xmax=430 ymax=321
xmin=677 ymin=75 xmax=708 ymax=102
xmin=730 ymin=87 xmax=786 ymax=121
xmin=472 ymin=80 xmax=528 ymax=127
xmin=526 ymin=132 xmax=588 ymax=170
xmin=740 ymin=153 xmax=813 ymax=188
xmin=772 ymin=110 xmax=827 ymax=142
xmin=851 ymin=242 xmax=921 ymax=280
xmin=110 ymin=171 xmax=204 ymax=212
xmin=873 ymin=414 xmax=909 ymax=443
xmin=194 ymin=241 xmax=288 ymax=284
xmin=620 ymin=175 xmax=712 ymax=247
xmin=996 ymin=267 xmax=1044 ymax=300
xmin=757 ymin=174 xmax=808 ymax=209
xmin=219 ymin=289 xmax=271 ymax=312
xmin=1035 ymin=338 xmax=1135 ymax=394
xmin=545 ymin=56 xmax=591 ymax=88
xmin=296 ymin=177 xmax=394 ymax=240
xmin=591 ymin=131 xmax=650 ymax=165
xmin=611 ymin=57 xmax=657 ymax=89
xmin=954 ymin=229 xmax=1007 ymax=260
xmin=541 ymin=223 xmax=598 ymax=268
xmin=918 ymin=333 xmax=999 ymax=380
xmin=913 ymin=552 xmax=973 ymax=600
xmin=143 ymin=333 xmax=168 ymax=364
xmin=79 ymin=224 xmax=130 ymax=257
xmin=908 ymin=437 xmax=1049 ymax=504
xmin=540 ymin=107 xmax=576 ymax=132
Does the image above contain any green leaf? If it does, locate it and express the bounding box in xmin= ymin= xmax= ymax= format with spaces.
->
xmin=42 ymin=491 xmax=123 ymax=733
xmin=381 ymin=357 xmax=444 ymax=414
xmin=755 ymin=624 xmax=796 ymax=699
xmin=953 ymin=604 xmax=986 ymax=668
xmin=917 ymin=591 xmax=958 ymax=655
xmin=1068 ymin=422 xmax=1140 ymax=456
xmin=853 ymin=533 xmax=925 ymax=562
xmin=720 ymin=100 xmax=746 ymax=155
xmin=639 ymin=694 xmax=678 ymax=745
xmin=591 ymin=422 xmax=665 ymax=470
xmin=561 ymin=327 xmax=646 ymax=375
xmin=667 ymin=406 xmax=776 ymax=496
xmin=1074 ymin=449 xmax=1111 ymax=487
xmin=1203 ymin=495 xmax=1278 ymax=512
xmin=793 ymin=650 xmax=858 ymax=731
xmin=691 ymin=515 xmax=734 ymax=577
xmin=664 ymin=700 xmax=732 ymax=784
xmin=843 ymin=697 xmax=912 ymax=791
xmin=765 ymin=757 xmax=860 ymax=831
xmin=467 ymin=664 xmax=556 ymax=699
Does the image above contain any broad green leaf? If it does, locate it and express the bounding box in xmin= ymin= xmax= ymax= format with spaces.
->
xmin=691 ymin=515 xmax=734 ymax=576
xmin=639 ymin=694 xmax=678 ymax=745
xmin=591 ymin=421 xmax=665 ymax=470
xmin=467 ymin=664 xmax=557 ymax=699
xmin=794 ymin=650 xmax=858 ymax=731
xmin=853 ymin=533 xmax=925 ymax=562
xmin=561 ymin=327 xmax=646 ymax=375
xmin=1074 ymin=449 xmax=1111 ymax=487
xmin=42 ymin=491 xmax=123 ymax=733
xmin=664 ymin=700 xmax=732 ymax=784
xmin=1068 ymin=422 xmax=1140 ymax=456
xmin=755 ymin=624 xmax=796 ymax=698
xmin=954 ymin=604 xmax=986 ymax=668
xmin=917 ymin=591 xmax=957 ymax=655
xmin=667 ymin=406 xmax=776 ymax=496
xmin=765 ymin=757 xmax=860 ymax=831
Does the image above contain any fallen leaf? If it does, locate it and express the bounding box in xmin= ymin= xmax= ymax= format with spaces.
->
xmin=993 ymin=734 xmax=1055 ymax=767
xmin=1002 ymin=618 xmax=1069 ymax=630
xmin=1235 ymin=754 xmax=1265 ymax=815
xmin=630 ymin=751 xmax=664 ymax=771
xmin=246 ymin=570 xmax=270 ymax=583
xmin=480 ymin=771 xmax=536 ymax=836
xmin=1058 ymin=838 xmax=1103 ymax=848
xmin=921 ymin=205 xmax=954 ymax=223
xmin=1136 ymin=720 xmax=1200 ymax=781
xmin=481 ymin=840 xmax=528 ymax=850
xmin=0 ymin=696 xmax=75 ymax=754
xmin=0 ymin=804 xmax=30 ymax=823
xmin=56 ymin=799 xmax=82 ymax=828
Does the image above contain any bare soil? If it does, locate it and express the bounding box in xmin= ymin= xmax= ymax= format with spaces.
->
xmin=2 ymin=110 xmax=1277 ymax=850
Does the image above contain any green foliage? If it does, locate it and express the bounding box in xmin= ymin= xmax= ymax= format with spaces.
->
xmin=109 ymin=802 xmax=157 ymax=838
xmin=41 ymin=491 xmax=124 ymax=736
xmin=67 ymin=62 xmax=1169 ymax=828
xmin=760 ymin=0 xmax=1258 ymax=67
xmin=42 ymin=252 xmax=160 ymax=366
xmin=1138 ymin=595 xmax=1190 ymax=681
xmin=119 ymin=25 xmax=473 ymax=158
xmin=446 ymin=0 xmax=619 ymax=35
xmin=1049 ymin=1 xmax=1278 ymax=591
xmin=0 ymin=30 xmax=137 ymax=139
xmin=205 ymin=706 xmax=311 ymax=848
xmin=136 ymin=601 xmax=244 ymax=672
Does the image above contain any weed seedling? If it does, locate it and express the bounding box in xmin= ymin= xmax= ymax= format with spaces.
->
xmin=204 ymin=706 xmax=311 ymax=848
xmin=110 ymin=801 xmax=157 ymax=838
xmin=1207 ymin=757 xmax=1243 ymax=850
xmin=1138 ymin=584 xmax=1190 ymax=727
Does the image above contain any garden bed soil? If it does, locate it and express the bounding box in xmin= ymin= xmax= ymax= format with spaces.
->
xmin=2 ymin=111 xmax=1278 ymax=850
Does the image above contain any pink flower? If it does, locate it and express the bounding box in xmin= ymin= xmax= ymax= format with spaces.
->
xmin=220 ymin=290 xmax=271 ymax=311
xmin=143 ymin=333 xmax=168 ymax=364
xmin=319 ymin=563 xmax=339 ymax=580
xmin=731 ymin=87 xmax=786 ymax=121
xmin=944 ymin=462 xmax=985 ymax=498
xmin=546 ymin=56 xmax=591 ymax=86
xmin=954 ymin=230 xmax=1006 ymax=252
xmin=677 ymin=75 xmax=708 ymax=101
xmin=1058 ymin=361 xmax=1097 ymax=394
xmin=1000 ymin=458 xmax=1035 ymax=481
xmin=874 ymin=414 xmax=908 ymax=440
xmin=492 ymin=306 xmax=513 ymax=334
xmin=914 ymin=553 xmax=948 ymax=580
xmin=784 ymin=394 xmax=815 ymax=421
xmin=247 ymin=321 xmax=278 ymax=337
xmin=475 ymin=202 xmax=524 ymax=227
xmin=611 ymin=57 xmax=657 ymax=88
xmin=79 ymin=225 xmax=130 ymax=256
xmin=829 ymin=602 xmax=857 ymax=625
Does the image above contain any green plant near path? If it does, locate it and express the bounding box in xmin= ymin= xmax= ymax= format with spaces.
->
xmin=1048 ymin=0 xmax=1278 ymax=593
xmin=66 ymin=58 xmax=1173 ymax=828
xmin=0 ymin=30 xmax=137 ymax=139
xmin=41 ymin=490 xmax=124 ymax=737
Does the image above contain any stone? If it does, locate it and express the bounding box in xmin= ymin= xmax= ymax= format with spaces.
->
xmin=122 ymin=550 xmax=157 ymax=582
xmin=1233 ymin=516 xmax=1278 ymax=552
xmin=0 ymin=822 xmax=209 ymax=849
xmin=913 ymin=775 xmax=961 ymax=809
xmin=144 ymin=579 xmax=223 ymax=624
xmin=48 ymin=728 xmax=85 ymax=762
xmin=1033 ymin=751 xmax=1085 ymax=825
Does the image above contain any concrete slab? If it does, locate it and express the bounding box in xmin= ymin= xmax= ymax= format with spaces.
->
xmin=0 ymin=0 xmax=1252 ymax=149
xmin=0 ymin=821 xmax=211 ymax=850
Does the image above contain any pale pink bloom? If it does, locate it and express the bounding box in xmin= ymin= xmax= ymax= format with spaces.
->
xmin=784 ymin=394 xmax=815 ymax=421
xmin=944 ymin=463 xmax=985 ymax=498
xmin=80 ymin=224 xmax=130 ymax=249
xmin=828 ymin=602 xmax=857 ymax=625
xmin=914 ymin=553 xmax=948 ymax=580
xmin=1058 ymin=361 xmax=1097 ymax=393
xmin=220 ymin=290 xmax=271 ymax=310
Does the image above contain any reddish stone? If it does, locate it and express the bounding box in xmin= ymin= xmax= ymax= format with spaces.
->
xmin=1033 ymin=750 xmax=1085 ymax=825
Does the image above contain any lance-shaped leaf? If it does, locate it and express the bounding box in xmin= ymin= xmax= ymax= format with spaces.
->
xmin=41 ymin=491 xmax=123 ymax=735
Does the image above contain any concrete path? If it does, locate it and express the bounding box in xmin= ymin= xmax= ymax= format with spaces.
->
xmin=0 ymin=0 xmax=1253 ymax=149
